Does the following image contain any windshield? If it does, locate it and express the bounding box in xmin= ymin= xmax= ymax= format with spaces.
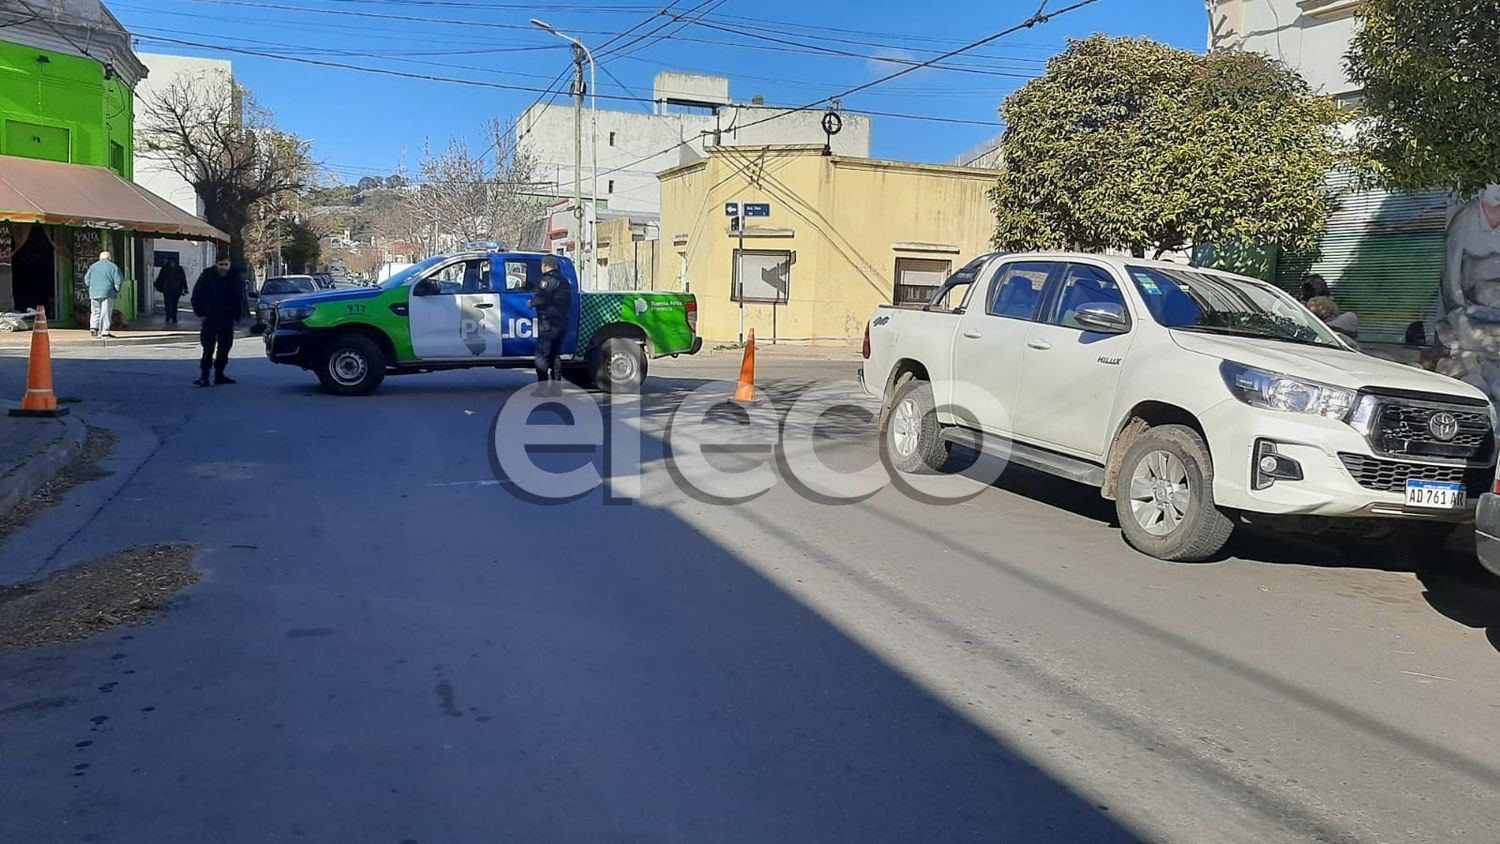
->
xmin=1126 ymin=265 xmax=1341 ymax=348
xmin=262 ymin=278 xmax=315 ymax=295
xmin=379 ymin=255 xmax=448 ymax=290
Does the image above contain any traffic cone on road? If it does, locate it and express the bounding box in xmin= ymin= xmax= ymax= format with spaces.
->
xmin=734 ymin=329 xmax=756 ymax=404
xmin=9 ymin=307 xmax=69 ymax=418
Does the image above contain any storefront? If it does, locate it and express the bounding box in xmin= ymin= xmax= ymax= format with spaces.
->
xmin=0 ymin=157 xmax=226 ymax=325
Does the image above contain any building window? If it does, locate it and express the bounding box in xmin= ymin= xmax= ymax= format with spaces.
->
xmin=893 ymin=257 xmax=952 ymax=306
xmin=110 ymin=141 xmax=125 ymax=175
xmin=733 ymin=249 xmax=792 ymax=303
xmin=608 ymin=131 xmax=616 ymax=146
xmin=608 ymin=179 xmax=615 ymax=194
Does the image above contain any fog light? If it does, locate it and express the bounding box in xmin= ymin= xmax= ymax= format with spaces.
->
xmin=1253 ymin=440 xmax=1303 ymax=490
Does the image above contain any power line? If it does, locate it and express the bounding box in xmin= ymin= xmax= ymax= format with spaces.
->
xmin=594 ymin=0 xmax=1099 ymax=180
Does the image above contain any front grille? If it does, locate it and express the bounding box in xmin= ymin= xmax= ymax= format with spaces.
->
xmin=1338 ymin=453 xmax=1492 ymax=493
xmin=1367 ymin=395 xmax=1494 ymax=461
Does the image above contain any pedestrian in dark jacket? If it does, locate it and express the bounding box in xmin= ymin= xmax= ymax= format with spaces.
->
xmin=190 ymin=256 xmax=243 ymax=386
xmin=529 ymin=255 xmax=573 ymax=388
xmin=154 ymin=258 xmax=189 ymax=325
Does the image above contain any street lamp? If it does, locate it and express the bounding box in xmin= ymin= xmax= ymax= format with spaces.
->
xmin=531 ymin=18 xmax=598 ymax=291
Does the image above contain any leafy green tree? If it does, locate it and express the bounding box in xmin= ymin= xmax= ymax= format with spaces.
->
xmin=990 ymin=36 xmax=1346 ymax=257
xmin=1345 ymin=0 xmax=1500 ymax=196
xmin=281 ymin=221 xmax=321 ymax=274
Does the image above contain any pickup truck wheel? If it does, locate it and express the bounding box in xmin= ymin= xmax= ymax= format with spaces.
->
xmin=316 ymin=333 xmax=386 ymax=396
xmin=884 ymin=379 xmax=950 ymax=473
xmin=592 ymin=337 xmax=647 ymax=393
xmin=1116 ymin=425 xmax=1233 ymax=562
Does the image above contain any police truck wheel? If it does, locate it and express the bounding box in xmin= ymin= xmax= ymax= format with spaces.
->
xmin=316 ymin=333 xmax=385 ymax=396
xmin=592 ymin=337 xmax=647 ymax=393
xmin=1115 ymin=425 xmax=1234 ymax=562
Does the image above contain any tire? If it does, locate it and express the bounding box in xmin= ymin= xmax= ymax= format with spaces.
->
xmin=562 ymin=365 xmax=596 ymax=390
xmin=1115 ymin=424 xmax=1234 ymax=562
xmin=315 ymin=332 xmax=386 ymax=396
xmin=591 ymin=336 xmax=647 ymax=393
xmin=883 ymin=378 xmax=950 ymax=474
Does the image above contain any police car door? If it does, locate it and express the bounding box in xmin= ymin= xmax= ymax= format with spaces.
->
xmin=497 ymin=256 xmax=541 ymax=358
xmin=409 ymin=257 xmax=504 ymax=360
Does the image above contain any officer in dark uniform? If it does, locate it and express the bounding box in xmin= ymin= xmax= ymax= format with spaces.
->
xmin=190 ymin=255 xmax=244 ymax=387
xmin=530 ymin=255 xmax=573 ymax=389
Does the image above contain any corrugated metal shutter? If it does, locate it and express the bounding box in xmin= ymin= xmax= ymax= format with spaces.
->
xmin=1276 ymin=174 xmax=1450 ymax=344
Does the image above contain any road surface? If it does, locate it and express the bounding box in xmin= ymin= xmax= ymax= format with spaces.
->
xmin=1 ymin=341 xmax=1498 ymax=843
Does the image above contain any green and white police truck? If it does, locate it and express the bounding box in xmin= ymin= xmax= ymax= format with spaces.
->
xmin=262 ymin=249 xmax=701 ymax=395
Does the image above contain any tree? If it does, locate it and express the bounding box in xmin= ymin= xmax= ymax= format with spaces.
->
xmin=136 ymin=73 xmax=314 ymax=267
xmin=281 ymin=220 xmax=321 ymax=273
xmin=356 ymin=175 xmax=382 ymax=192
xmin=1345 ymin=0 xmax=1500 ymax=196
xmin=990 ymin=36 xmax=1346 ymax=257
xmin=403 ymin=119 xmax=544 ymax=251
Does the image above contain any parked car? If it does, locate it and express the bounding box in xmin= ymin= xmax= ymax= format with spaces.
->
xmin=252 ymin=275 xmax=318 ymax=329
xmin=861 ymin=252 xmax=1497 ymax=562
xmin=311 ymin=272 xmax=336 ymax=290
xmin=1477 ymin=477 xmax=1500 ymax=577
xmin=262 ymin=249 xmax=701 ymax=395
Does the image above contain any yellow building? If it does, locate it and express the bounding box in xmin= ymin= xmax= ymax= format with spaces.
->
xmin=656 ymin=145 xmax=999 ymax=345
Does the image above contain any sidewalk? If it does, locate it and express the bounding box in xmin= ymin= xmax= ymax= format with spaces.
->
xmin=0 ymin=311 xmax=243 ymax=349
xmin=702 ymin=339 xmax=863 ymax=361
xmin=0 ymin=401 xmax=87 ymax=515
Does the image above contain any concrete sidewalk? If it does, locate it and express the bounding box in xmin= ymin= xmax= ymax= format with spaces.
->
xmin=702 ymin=339 xmax=862 ymax=361
xmin=0 ymin=401 xmax=87 ymax=515
xmin=0 ymin=311 xmax=250 ymax=349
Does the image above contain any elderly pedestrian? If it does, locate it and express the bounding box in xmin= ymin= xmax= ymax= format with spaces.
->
xmin=84 ymin=250 xmax=124 ymax=338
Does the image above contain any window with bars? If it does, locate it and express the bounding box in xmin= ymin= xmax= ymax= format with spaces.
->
xmin=733 ymin=250 xmax=792 ymax=303
xmin=893 ymin=257 xmax=951 ymax=306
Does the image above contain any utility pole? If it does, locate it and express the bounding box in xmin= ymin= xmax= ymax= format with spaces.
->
xmin=571 ymin=41 xmax=585 ymax=288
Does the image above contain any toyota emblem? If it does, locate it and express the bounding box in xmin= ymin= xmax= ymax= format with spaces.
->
xmin=1428 ymin=412 xmax=1460 ymax=441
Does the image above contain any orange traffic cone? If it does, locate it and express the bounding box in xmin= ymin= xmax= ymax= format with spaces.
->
xmin=9 ymin=307 xmax=69 ymax=418
xmin=734 ymin=329 xmax=756 ymax=403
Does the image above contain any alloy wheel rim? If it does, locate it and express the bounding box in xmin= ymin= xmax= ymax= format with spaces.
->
xmin=1127 ymin=449 xmax=1191 ymax=536
xmin=891 ymin=397 xmax=920 ymax=457
xmin=608 ymin=351 xmax=636 ymax=382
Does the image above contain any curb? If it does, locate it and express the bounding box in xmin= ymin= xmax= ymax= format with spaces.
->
xmin=0 ymin=406 xmax=87 ymax=515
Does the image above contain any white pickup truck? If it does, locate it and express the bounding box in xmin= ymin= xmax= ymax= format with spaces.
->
xmin=861 ymin=252 xmax=1497 ymax=561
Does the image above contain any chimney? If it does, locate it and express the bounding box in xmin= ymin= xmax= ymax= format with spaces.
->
xmin=750 ymin=95 xmax=764 ymax=106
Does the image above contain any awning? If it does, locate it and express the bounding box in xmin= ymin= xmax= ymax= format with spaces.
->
xmin=0 ymin=156 xmax=229 ymax=242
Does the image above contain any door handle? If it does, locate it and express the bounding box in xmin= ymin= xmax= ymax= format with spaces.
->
xmin=1027 ymin=339 xmax=1052 ymax=351
xmin=474 ymin=302 xmax=495 ymax=309
xmin=962 ymin=330 xmax=982 ymax=339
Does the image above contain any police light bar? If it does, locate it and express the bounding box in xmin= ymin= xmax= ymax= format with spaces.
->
xmin=464 ymin=241 xmax=506 ymax=251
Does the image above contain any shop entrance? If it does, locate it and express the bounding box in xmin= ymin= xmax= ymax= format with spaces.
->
xmin=12 ymin=227 xmax=55 ymax=316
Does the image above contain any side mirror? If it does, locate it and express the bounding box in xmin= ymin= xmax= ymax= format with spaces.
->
xmin=247 ymin=290 xmax=259 ymax=300
xmin=412 ymin=280 xmax=437 ymax=297
xmin=1074 ymin=302 xmax=1130 ymax=334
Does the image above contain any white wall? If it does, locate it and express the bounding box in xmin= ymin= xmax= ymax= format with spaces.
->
xmin=133 ymin=53 xmax=235 ymax=306
xmin=518 ymin=99 xmax=872 ymax=217
xmin=1210 ymin=0 xmax=1364 ymax=97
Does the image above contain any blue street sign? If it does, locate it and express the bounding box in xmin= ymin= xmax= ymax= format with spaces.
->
xmin=724 ymin=202 xmax=740 ymax=217
xmin=744 ymin=203 xmax=771 ymax=217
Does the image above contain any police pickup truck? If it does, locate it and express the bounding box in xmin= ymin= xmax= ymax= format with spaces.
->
xmin=263 ymin=249 xmax=701 ymax=394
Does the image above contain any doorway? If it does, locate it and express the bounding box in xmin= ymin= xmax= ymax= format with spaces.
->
xmin=12 ymin=227 xmax=55 ymax=316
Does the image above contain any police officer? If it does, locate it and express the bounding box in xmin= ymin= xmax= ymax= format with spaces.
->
xmin=530 ymin=255 xmax=573 ymax=390
xmin=190 ymin=255 xmax=243 ymax=387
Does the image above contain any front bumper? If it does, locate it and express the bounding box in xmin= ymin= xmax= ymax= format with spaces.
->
xmin=264 ymin=324 xmax=310 ymax=366
xmin=1202 ymin=398 xmax=1491 ymax=522
xmin=1477 ymin=493 xmax=1500 ymax=577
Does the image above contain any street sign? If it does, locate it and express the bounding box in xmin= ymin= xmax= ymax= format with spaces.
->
xmin=724 ymin=202 xmax=740 ymax=217
xmin=744 ymin=203 xmax=771 ymax=218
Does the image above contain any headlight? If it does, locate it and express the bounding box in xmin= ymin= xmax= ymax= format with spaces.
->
xmin=1220 ymin=361 xmax=1355 ymax=419
xmin=278 ymin=304 xmax=315 ymax=322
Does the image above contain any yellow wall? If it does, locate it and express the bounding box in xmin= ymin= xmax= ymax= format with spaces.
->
xmin=594 ymin=216 xmax=659 ymax=291
xmin=656 ymin=145 xmax=998 ymax=345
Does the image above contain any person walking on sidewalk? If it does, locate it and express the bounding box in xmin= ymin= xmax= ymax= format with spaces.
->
xmin=190 ymin=256 xmax=243 ymax=387
xmin=155 ymin=257 xmax=189 ymax=325
xmin=530 ymin=255 xmax=573 ymax=391
xmin=85 ymin=251 xmax=124 ymax=338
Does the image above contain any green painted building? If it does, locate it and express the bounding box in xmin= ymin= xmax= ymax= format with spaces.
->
xmin=0 ymin=1 xmax=222 ymax=326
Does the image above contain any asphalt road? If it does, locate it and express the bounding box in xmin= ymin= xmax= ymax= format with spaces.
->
xmin=1 ymin=341 xmax=1498 ymax=843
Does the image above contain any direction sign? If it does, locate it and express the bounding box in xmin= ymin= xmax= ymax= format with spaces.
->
xmin=724 ymin=202 xmax=740 ymax=217
xmin=744 ymin=203 xmax=771 ymax=218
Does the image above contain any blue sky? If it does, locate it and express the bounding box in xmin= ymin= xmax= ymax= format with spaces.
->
xmin=112 ymin=0 xmax=1209 ymax=181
